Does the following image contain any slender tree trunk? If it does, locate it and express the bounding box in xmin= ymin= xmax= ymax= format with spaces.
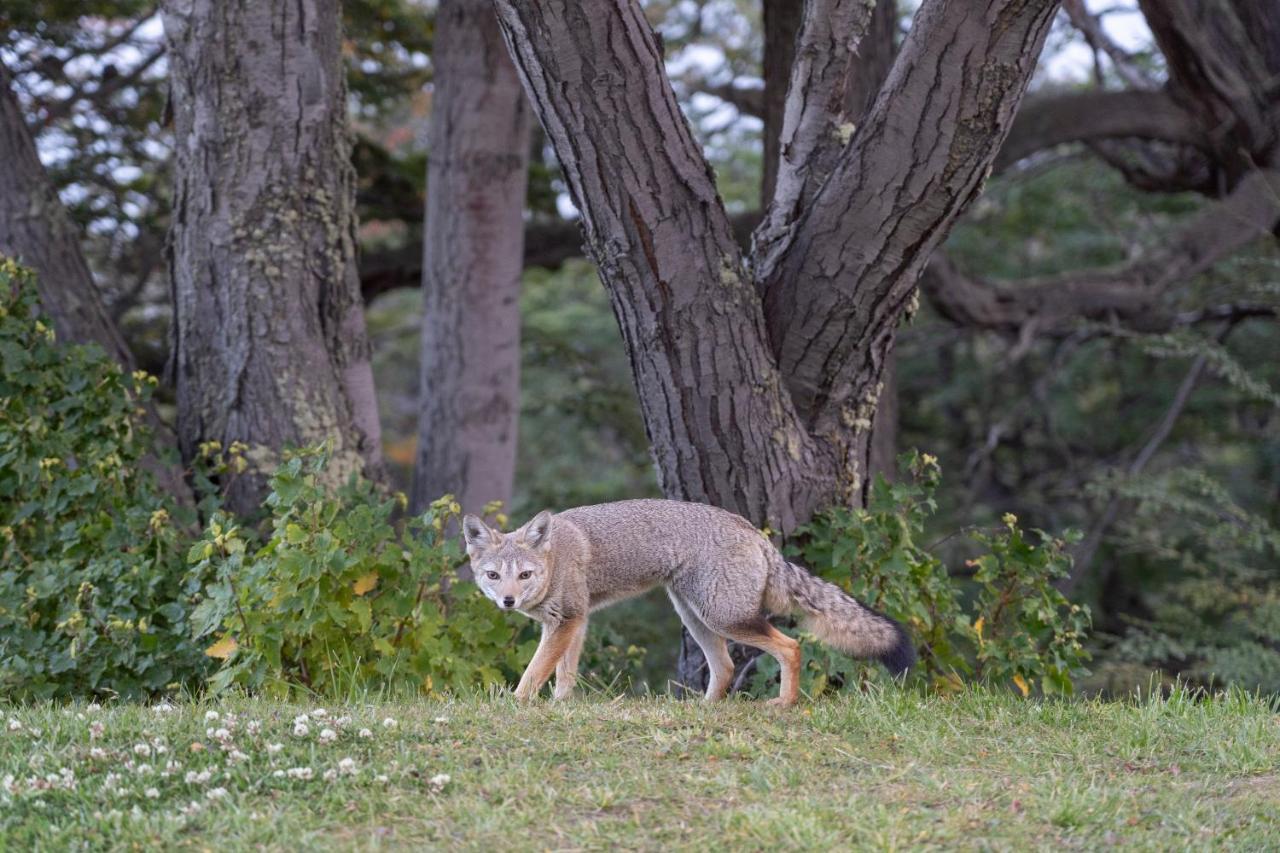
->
xmin=411 ymin=0 xmax=531 ymax=516
xmin=162 ymin=0 xmax=384 ymax=514
xmin=0 ymin=63 xmax=133 ymax=368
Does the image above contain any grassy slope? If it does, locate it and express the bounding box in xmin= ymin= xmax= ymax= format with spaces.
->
xmin=1 ymin=687 xmax=1277 ymax=851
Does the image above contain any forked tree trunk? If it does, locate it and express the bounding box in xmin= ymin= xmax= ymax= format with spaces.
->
xmin=162 ymin=0 xmax=384 ymax=514
xmin=411 ymin=0 xmax=531 ymax=516
xmin=0 ymin=63 xmax=133 ymax=368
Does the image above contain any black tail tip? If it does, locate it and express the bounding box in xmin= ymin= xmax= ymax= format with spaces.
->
xmin=879 ymin=619 xmax=916 ymax=678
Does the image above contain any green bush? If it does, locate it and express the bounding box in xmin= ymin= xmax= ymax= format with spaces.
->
xmin=756 ymin=451 xmax=1091 ymax=697
xmin=188 ymin=449 xmax=539 ymax=697
xmin=1102 ymin=469 xmax=1280 ymax=693
xmin=0 ymin=259 xmax=207 ymax=699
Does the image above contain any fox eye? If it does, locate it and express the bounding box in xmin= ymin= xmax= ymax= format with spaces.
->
xmin=485 ymin=571 xmax=499 ymax=580
xmin=518 ymin=571 xmax=532 ymax=580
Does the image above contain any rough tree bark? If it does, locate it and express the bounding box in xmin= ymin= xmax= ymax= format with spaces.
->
xmin=411 ymin=0 xmax=532 ymax=516
xmin=162 ymin=0 xmax=384 ymax=514
xmin=490 ymin=0 xmax=1058 ymax=689
xmin=0 ymin=63 xmax=133 ymax=368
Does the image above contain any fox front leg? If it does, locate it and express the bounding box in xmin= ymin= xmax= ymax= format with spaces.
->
xmin=514 ymin=617 xmax=584 ymax=701
xmin=553 ymin=618 xmax=588 ymax=701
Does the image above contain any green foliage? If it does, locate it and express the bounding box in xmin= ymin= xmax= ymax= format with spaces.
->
xmin=1102 ymin=469 xmax=1280 ymax=693
xmin=188 ymin=450 xmax=538 ymax=697
xmin=765 ymin=451 xmax=1090 ymax=697
xmin=0 ymin=259 xmax=207 ymax=699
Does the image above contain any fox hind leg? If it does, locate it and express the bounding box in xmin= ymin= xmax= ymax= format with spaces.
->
xmin=667 ymin=590 xmax=735 ymax=701
xmin=714 ymin=618 xmax=802 ymax=708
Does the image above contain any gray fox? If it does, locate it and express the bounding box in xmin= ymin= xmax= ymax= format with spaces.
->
xmin=463 ymin=498 xmax=915 ymax=706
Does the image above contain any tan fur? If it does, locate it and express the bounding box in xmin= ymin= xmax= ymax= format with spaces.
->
xmin=464 ymin=499 xmax=914 ymax=706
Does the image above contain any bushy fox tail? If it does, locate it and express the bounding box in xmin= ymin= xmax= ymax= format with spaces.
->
xmin=767 ymin=559 xmax=916 ymax=676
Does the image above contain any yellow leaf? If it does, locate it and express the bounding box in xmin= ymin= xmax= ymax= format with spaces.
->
xmin=204 ymin=636 xmax=238 ymax=659
xmin=352 ymin=571 xmax=379 ymax=596
xmin=1012 ymin=674 xmax=1030 ymax=697
xmin=973 ymin=616 xmax=985 ymax=641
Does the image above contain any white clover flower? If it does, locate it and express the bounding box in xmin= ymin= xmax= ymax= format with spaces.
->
xmin=311 ymin=708 xmax=328 ymax=719
xmin=375 ymin=774 xmax=388 ymax=784
xmin=87 ymin=702 xmax=101 ymax=714
xmin=228 ymin=750 xmax=248 ymax=764
xmin=293 ymin=722 xmax=310 ymax=738
xmin=322 ymin=769 xmax=338 ymax=782
xmin=334 ymin=715 xmax=352 ymax=727
xmin=213 ymin=728 xmax=231 ymax=742
xmin=135 ymin=763 xmax=152 ymax=775
xmin=292 ymin=714 xmax=310 ymax=726
xmin=206 ymin=787 xmax=228 ymax=801
xmin=154 ymin=743 xmax=169 ymax=755
xmin=246 ymin=721 xmax=261 ymax=736
xmin=145 ymin=787 xmax=160 ymax=799
xmin=7 ymin=718 xmax=21 ymax=732
xmin=272 ymin=770 xmax=285 ymax=779
xmin=133 ymin=743 xmax=151 ymax=757
xmin=357 ymin=728 xmax=373 ymax=739
xmin=285 ymin=767 xmax=313 ymax=780
xmin=266 ymin=743 xmax=283 ymax=755
xmin=381 ymin=718 xmax=397 ymax=730
xmin=184 ymin=769 xmax=212 ymax=785
xmin=319 ymin=728 xmax=337 ymax=744
xmin=337 ymin=757 xmax=357 ymax=775
xmin=89 ymin=721 xmax=104 ymax=739
xmin=89 ymin=747 xmax=107 ymax=760
xmin=153 ymin=702 xmax=174 ymax=714
xmin=433 ymin=717 xmax=449 ymax=724
xmin=429 ymin=773 xmax=451 ymax=792
xmin=204 ymin=711 xmax=219 ymax=722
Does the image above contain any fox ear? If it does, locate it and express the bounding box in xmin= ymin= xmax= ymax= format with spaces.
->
xmin=520 ymin=510 xmax=553 ymax=549
xmin=461 ymin=515 xmax=496 ymax=549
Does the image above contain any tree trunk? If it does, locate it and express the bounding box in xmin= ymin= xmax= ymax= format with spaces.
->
xmin=411 ymin=0 xmax=531 ymax=517
xmin=0 ymin=63 xmax=133 ymax=369
xmin=1 ymin=62 xmax=194 ymax=503
xmin=162 ymin=0 xmax=384 ymax=514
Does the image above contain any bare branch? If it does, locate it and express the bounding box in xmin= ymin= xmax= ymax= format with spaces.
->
xmin=923 ymin=168 xmax=1280 ymax=333
xmin=995 ymin=89 xmax=1206 ymax=174
xmin=1062 ymin=0 xmax=1154 ymax=89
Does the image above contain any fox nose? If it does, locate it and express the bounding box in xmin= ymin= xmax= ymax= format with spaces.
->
xmin=502 ymin=596 xmax=515 ymax=609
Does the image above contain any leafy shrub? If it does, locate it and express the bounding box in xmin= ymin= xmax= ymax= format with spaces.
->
xmin=0 ymin=259 xmax=207 ymax=699
xmin=1102 ymin=469 xmax=1280 ymax=693
xmin=189 ymin=450 xmax=538 ymax=697
xmin=754 ymin=451 xmax=1090 ymax=697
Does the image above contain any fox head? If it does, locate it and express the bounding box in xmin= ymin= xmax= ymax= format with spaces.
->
xmin=462 ymin=510 xmax=554 ymax=612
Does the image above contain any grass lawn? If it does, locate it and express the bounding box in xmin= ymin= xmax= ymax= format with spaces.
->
xmin=1 ymin=686 xmax=1277 ymax=850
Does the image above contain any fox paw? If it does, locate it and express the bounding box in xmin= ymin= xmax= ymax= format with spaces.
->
xmin=766 ymin=696 xmax=797 ymax=709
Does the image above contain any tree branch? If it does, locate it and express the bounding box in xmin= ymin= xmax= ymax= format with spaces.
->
xmin=995 ymin=89 xmax=1206 ymax=174
xmin=1061 ymin=0 xmax=1154 ymax=89
xmin=758 ymin=0 xmax=1060 ymax=435
xmin=752 ymin=0 xmax=877 ymax=276
xmin=922 ymin=167 xmax=1280 ymax=334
